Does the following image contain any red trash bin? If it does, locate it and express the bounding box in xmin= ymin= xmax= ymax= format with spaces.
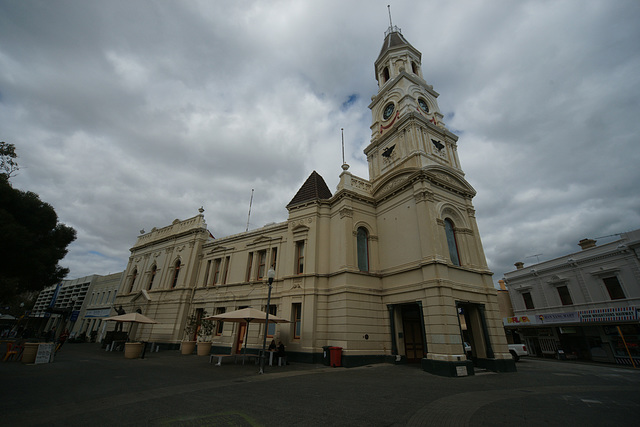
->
xmin=329 ymin=346 xmax=342 ymax=367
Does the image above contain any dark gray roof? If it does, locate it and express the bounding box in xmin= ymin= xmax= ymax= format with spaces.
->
xmin=286 ymin=171 xmax=332 ymax=208
xmin=377 ymin=30 xmax=416 ymax=61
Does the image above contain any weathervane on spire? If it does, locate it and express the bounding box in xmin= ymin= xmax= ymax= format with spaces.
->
xmin=388 ymin=5 xmax=393 ymax=28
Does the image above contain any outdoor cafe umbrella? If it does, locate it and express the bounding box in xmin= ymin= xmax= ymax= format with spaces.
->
xmin=204 ymin=307 xmax=289 ymax=357
xmin=104 ymin=312 xmax=158 ymax=358
xmin=104 ymin=312 xmax=158 ymax=324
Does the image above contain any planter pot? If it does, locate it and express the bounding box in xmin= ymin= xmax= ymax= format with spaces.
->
xmin=124 ymin=342 xmax=144 ymax=359
xmin=21 ymin=342 xmax=40 ymax=364
xmin=181 ymin=340 xmax=196 ymax=355
xmin=197 ymin=342 xmax=212 ymax=356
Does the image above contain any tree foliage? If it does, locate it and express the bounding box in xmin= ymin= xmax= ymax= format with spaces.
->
xmin=0 ymin=141 xmax=19 ymax=181
xmin=0 ymin=177 xmax=77 ymax=303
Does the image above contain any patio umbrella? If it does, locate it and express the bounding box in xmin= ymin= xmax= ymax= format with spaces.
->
xmin=104 ymin=312 xmax=158 ymax=324
xmin=204 ymin=307 xmax=289 ymax=357
xmin=104 ymin=312 xmax=158 ymax=358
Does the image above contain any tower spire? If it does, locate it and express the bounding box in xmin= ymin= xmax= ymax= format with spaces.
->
xmin=387 ymin=5 xmax=393 ymax=28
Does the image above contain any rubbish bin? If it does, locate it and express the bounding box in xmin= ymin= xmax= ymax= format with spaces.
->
xmin=322 ymin=346 xmax=331 ymax=366
xmin=329 ymin=346 xmax=342 ymax=367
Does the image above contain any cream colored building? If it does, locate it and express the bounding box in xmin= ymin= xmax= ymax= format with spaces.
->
xmin=114 ymin=25 xmax=513 ymax=376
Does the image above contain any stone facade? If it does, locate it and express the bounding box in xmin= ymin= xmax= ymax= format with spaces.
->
xmin=113 ymin=25 xmax=513 ymax=375
xmin=503 ymin=229 xmax=640 ymax=365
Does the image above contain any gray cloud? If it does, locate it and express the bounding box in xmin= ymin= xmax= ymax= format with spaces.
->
xmin=1 ymin=0 xmax=639 ymax=286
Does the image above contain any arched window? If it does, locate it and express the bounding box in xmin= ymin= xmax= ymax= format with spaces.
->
xmin=148 ymin=265 xmax=157 ymax=290
xmin=171 ymin=260 xmax=181 ymax=288
xmin=128 ymin=269 xmax=137 ymax=293
xmin=382 ymin=66 xmax=390 ymax=83
xmin=444 ymin=219 xmax=461 ymax=266
xmin=357 ymin=227 xmax=369 ymax=272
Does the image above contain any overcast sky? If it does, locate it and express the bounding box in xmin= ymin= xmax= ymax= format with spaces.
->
xmin=2 ymin=0 xmax=639 ymax=287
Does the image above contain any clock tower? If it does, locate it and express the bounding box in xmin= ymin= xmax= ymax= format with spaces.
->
xmin=366 ymin=25 xmax=463 ymax=184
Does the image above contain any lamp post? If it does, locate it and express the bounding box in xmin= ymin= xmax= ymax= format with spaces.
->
xmin=259 ymin=267 xmax=276 ymax=374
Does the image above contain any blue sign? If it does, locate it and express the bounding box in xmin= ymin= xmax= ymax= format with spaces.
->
xmin=70 ymin=310 xmax=80 ymax=322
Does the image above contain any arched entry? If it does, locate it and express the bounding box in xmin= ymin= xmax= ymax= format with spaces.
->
xmin=457 ymin=302 xmax=493 ymax=362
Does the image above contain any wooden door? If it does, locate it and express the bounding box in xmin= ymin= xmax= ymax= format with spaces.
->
xmin=235 ymin=322 xmax=247 ymax=354
xmin=403 ymin=317 xmax=424 ymax=362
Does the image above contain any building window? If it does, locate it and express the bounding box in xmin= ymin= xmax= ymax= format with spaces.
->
xmin=257 ymin=250 xmax=267 ymax=280
xmin=296 ymin=241 xmax=305 ymax=274
xmin=222 ymin=256 xmax=230 ymax=284
xmin=557 ymin=285 xmax=573 ymax=305
xmin=148 ymin=265 xmax=157 ymax=290
xmin=412 ymin=61 xmax=418 ymax=75
xmin=357 ymin=227 xmax=369 ymax=272
xmin=522 ymin=292 xmax=534 ymax=310
xmin=603 ymin=276 xmax=625 ymax=300
xmin=267 ymin=304 xmax=277 ymax=337
xmin=292 ymin=303 xmax=302 ymax=339
xmin=270 ymin=248 xmax=278 ymax=271
xmin=215 ymin=307 xmax=225 ymax=335
xmin=128 ymin=269 xmax=137 ymax=293
xmin=203 ymin=260 xmax=211 ymax=286
xmin=444 ymin=219 xmax=460 ymax=266
xmin=171 ymin=260 xmax=181 ymax=288
xmin=382 ymin=66 xmax=389 ymax=83
xmin=213 ymin=258 xmax=221 ymax=284
xmin=246 ymin=252 xmax=253 ymax=282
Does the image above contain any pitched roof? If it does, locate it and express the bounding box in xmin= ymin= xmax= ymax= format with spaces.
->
xmin=287 ymin=171 xmax=333 ymax=208
xmin=377 ymin=29 xmax=416 ymax=62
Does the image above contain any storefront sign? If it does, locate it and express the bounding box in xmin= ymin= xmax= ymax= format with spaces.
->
xmin=503 ymin=316 xmax=537 ymax=326
xmin=537 ymin=312 xmax=579 ymax=324
xmin=579 ymin=307 xmax=639 ymax=322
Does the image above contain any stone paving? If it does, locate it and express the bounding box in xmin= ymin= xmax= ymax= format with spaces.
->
xmin=1 ymin=343 xmax=639 ymax=426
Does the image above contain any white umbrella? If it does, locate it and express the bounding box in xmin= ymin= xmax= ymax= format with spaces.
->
xmin=204 ymin=307 xmax=289 ymax=358
xmin=204 ymin=307 xmax=289 ymax=324
xmin=104 ymin=312 xmax=158 ymax=324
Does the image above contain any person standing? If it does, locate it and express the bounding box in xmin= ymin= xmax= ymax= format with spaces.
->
xmin=55 ymin=328 xmax=70 ymax=353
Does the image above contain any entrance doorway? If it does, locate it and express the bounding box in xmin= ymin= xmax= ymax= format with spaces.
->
xmin=400 ymin=303 xmax=426 ymax=363
xmin=235 ymin=322 xmax=247 ymax=354
xmin=457 ymin=302 xmax=493 ymax=361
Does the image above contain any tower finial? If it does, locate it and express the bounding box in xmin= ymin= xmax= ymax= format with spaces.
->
xmin=341 ymin=128 xmax=345 ymax=165
xmin=387 ymin=5 xmax=393 ymax=28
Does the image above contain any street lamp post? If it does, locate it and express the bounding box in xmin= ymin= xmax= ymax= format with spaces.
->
xmin=259 ymin=267 xmax=276 ymax=374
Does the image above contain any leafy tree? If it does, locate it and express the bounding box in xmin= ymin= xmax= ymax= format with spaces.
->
xmin=0 ymin=172 xmax=76 ymax=303
xmin=0 ymin=141 xmax=19 ymax=181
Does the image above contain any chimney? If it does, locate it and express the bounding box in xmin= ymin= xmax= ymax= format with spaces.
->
xmin=514 ymin=262 xmax=524 ymax=270
xmin=578 ymin=238 xmax=597 ymax=250
xmin=498 ymin=279 xmax=507 ymax=290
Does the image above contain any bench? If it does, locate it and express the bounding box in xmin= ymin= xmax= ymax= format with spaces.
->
xmin=209 ymin=353 xmax=260 ymax=366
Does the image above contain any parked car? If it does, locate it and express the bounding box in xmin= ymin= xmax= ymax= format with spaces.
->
xmin=463 ymin=342 xmax=528 ymax=362
xmin=508 ymin=343 xmax=528 ymax=361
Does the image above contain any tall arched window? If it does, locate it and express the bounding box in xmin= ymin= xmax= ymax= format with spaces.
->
xmin=444 ymin=219 xmax=461 ymax=266
xmin=171 ymin=260 xmax=181 ymax=288
xmin=382 ymin=66 xmax=390 ymax=83
xmin=128 ymin=269 xmax=137 ymax=293
xmin=148 ymin=265 xmax=157 ymax=290
xmin=357 ymin=227 xmax=369 ymax=272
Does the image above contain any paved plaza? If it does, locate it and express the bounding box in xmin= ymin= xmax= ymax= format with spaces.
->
xmin=1 ymin=343 xmax=639 ymax=426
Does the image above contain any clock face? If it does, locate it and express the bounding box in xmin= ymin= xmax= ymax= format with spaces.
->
xmin=383 ymin=103 xmax=395 ymax=120
xmin=418 ymin=98 xmax=429 ymax=113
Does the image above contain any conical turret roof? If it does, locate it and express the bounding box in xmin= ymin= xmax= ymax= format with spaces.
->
xmin=287 ymin=171 xmax=332 ymax=208
xmin=376 ymin=27 xmax=418 ymax=62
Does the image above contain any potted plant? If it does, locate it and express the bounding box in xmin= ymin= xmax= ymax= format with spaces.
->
xmin=196 ymin=314 xmax=214 ymax=356
xmin=181 ymin=312 xmax=198 ymax=355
